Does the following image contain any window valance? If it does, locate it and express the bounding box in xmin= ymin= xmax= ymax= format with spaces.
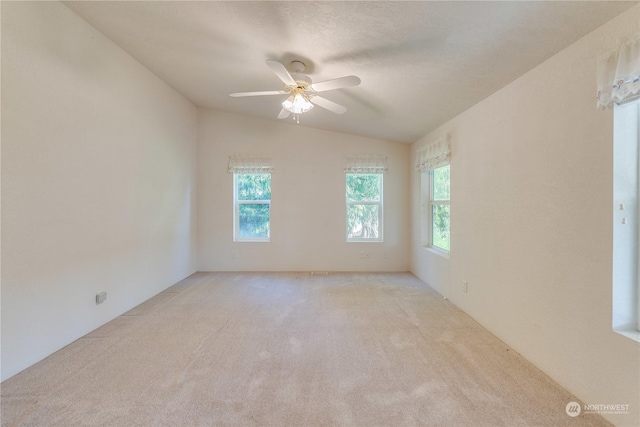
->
xmin=415 ymin=134 xmax=451 ymax=172
xmin=228 ymin=154 xmax=273 ymax=174
xmin=596 ymin=35 xmax=640 ymax=109
xmin=344 ymin=154 xmax=388 ymax=174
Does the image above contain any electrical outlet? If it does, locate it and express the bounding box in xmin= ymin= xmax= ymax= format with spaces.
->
xmin=462 ymin=281 xmax=468 ymax=293
xmin=96 ymin=292 xmax=107 ymax=305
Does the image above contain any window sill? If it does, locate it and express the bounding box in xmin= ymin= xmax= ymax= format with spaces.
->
xmin=234 ymin=239 xmax=270 ymax=243
xmin=422 ymin=246 xmax=450 ymax=259
xmin=613 ymin=327 xmax=640 ymax=343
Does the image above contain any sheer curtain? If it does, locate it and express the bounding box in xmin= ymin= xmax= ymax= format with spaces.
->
xmin=415 ymin=134 xmax=450 ymax=172
xmin=228 ymin=154 xmax=273 ymax=174
xmin=344 ymin=154 xmax=388 ymax=174
xmin=597 ymin=35 xmax=640 ymax=109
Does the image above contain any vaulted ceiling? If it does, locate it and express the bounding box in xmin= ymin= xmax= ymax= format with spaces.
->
xmin=64 ymin=1 xmax=637 ymax=143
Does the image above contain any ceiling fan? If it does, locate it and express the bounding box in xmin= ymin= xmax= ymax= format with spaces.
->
xmin=230 ymin=60 xmax=361 ymax=123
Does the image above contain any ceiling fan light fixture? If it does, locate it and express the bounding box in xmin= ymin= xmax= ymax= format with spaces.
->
xmin=282 ymin=92 xmax=313 ymax=114
xmin=229 ymin=60 xmax=357 ymax=122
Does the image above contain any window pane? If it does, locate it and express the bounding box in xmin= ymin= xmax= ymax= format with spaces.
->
xmin=432 ymin=204 xmax=450 ymax=251
xmin=237 ymin=174 xmax=271 ymax=201
xmin=346 ymin=174 xmax=381 ymax=202
xmin=432 ymin=165 xmax=450 ymax=201
xmin=347 ymin=204 xmax=380 ymax=239
xmin=238 ymin=203 xmax=270 ymax=239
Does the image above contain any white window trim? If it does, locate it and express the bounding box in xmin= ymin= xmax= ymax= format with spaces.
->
xmin=346 ymin=174 xmax=384 ymax=243
xmin=233 ymin=173 xmax=271 ymax=243
xmin=427 ymin=167 xmax=450 ymax=253
xmin=612 ymin=97 xmax=640 ymax=341
xmin=423 ymin=246 xmax=450 ymax=260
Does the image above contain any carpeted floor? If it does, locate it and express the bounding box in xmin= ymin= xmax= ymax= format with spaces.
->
xmin=1 ymin=272 xmax=609 ymax=426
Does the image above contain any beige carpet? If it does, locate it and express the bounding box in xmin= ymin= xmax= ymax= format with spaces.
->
xmin=1 ymin=272 xmax=609 ymax=426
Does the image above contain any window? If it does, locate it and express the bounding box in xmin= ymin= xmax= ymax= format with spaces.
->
xmin=346 ymin=173 xmax=383 ymax=241
xmin=233 ymin=173 xmax=271 ymax=242
xmin=415 ymin=134 xmax=451 ymax=253
xmin=613 ymin=97 xmax=640 ymax=339
xmin=598 ymin=38 xmax=639 ymax=340
xmin=429 ymin=165 xmax=450 ymax=251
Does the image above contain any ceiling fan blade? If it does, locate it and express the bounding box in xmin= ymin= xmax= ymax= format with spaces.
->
xmin=266 ymin=60 xmax=297 ymax=87
xmin=310 ymin=76 xmax=361 ymax=92
xmin=230 ymin=90 xmax=287 ymax=97
xmin=277 ymin=108 xmax=291 ymax=119
xmin=310 ymin=96 xmax=347 ymax=114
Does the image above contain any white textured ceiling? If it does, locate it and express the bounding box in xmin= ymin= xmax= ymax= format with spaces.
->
xmin=64 ymin=1 xmax=637 ymax=143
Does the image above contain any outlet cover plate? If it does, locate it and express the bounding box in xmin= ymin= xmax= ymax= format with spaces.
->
xmin=96 ymin=292 xmax=107 ymax=304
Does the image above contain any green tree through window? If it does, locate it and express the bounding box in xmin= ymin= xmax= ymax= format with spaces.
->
xmin=234 ymin=173 xmax=271 ymax=241
xmin=430 ymin=165 xmax=450 ymax=251
xmin=346 ymin=174 xmax=382 ymax=241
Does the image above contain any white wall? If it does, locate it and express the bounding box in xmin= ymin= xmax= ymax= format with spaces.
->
xmin=198 ymin=109 xmax=410 ymax=272
xmin=410 ymin=6 xmax=640 ymax=426
xmin=1 ymin=2 xmax=198 ymax=381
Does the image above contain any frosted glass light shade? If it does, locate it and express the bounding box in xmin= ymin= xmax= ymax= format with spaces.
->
xmin=282 ymin=93 xmax=313 ymax=114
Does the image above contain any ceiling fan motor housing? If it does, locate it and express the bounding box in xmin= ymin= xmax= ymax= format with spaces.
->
xmin=291 ymin=74 xmax=312 ymax=90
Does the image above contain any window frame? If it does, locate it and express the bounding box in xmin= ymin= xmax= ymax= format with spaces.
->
xmin=346 ymin=173 xmax=384 ymax=242
xmin=233 ymin=173 xmax=271 ymax=243
xmin=612 ymin=96 xmax=640 ymax=340
xmin=428 ymin=165 xmax=450 ymax=253
xmin=636 ymin=98 xmax=640 ymax=334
